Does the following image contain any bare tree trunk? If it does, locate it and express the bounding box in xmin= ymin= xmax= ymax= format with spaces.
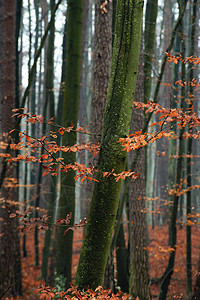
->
xmin=187 ymin=0 xmax=197 ymax=294
xmin=0 ymin=1 xmax=22 ymax=296
xmin=129 ymin=37 xmax=151 ymax=300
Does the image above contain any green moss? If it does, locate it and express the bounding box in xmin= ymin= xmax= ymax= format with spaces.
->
xmin=55 ymin=0 xmax=83 ymax=287
xmin=75 ymin=0 xmax=144 ymax=289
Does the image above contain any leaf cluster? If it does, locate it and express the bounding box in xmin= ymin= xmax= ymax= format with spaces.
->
xmin=36 ymin=282 xmax=130 ymax=300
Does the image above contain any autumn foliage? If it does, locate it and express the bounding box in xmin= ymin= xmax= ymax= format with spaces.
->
xmin=1 ymin=54 xmax=200 ymax=299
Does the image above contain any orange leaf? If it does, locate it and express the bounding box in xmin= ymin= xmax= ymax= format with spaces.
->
xmin=150 ymin=122 xmax=158 ymax=127
xmin=58 ymin=128 xmax=65 ymax=135
xmin=9 ymin=213 xmax=16 ymax=218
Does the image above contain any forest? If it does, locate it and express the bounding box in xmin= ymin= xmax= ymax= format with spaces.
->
xmin=0 ymin=0 xmax=200 ymax=299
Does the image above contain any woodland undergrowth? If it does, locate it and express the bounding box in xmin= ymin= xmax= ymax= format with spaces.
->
xmin=2 ymin=225 xmax=200 ymax=299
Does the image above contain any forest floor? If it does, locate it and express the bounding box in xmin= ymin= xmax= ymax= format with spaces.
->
xmin=3 ymin=225 xmax=200 ymax=300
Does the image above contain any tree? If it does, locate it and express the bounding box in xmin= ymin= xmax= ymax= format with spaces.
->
xmin=55 ymin=0 xmax=83 ymax=288
xmin=42 ymin=0 xmax=57 ymax=279
xmin=186 ymin=0 xmax=197 ymax=294
xmin=159 ymin=4 xmax=188 ymax=297
xmin=129 ymin=37 xmax=151 ymax=300
xmin=0 ymin=0 xmax=22 ymax=296
xmin=75 ymin=0 xmax=144 ymax=289
xmin=89 ymin=0 xmax=113 ymax=290
xmin=143 ymin=0 xmax=158 ymax=104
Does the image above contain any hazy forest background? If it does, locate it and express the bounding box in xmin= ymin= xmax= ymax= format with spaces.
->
xmin=0 ymin=0 xmax=200 ymax=299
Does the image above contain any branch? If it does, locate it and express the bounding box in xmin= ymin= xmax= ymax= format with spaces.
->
xmin=0 ymin=278 xmax=21 ymax=298
xmin=145 ymin=0 xmax=188 ymax=130
xmin=0 ymin=0 xmax=62 ymax=189
xmin=20 ymin=0 xmax=63 ymax=111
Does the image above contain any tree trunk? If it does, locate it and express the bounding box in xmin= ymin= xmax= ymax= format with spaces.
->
xmin=187 ymin=0 xmax=197 ymax=294
xmin=86 ymin=0 xmax=113 ymax=214
xmin=155 ymin=0 xmax=172 ymax=225
xmin=143 ymin=0 xmax=158 ymax=229
xmin=143 ymin=0 xmax=158 ymax=103
xmin=75 ymin=0 xmax=144 ymax=290
xmin=116 ymin=223 xmax=129 ymax=293
xmin=41 ymin=0 xmax=56 ymax=280
xmin=0 ymin=1 xmax=22 ymax=296
xmin=129 ymin=36 xmax=151 ymax=300
xmin=193 ymin=249 xmax=200 ymax=300
xmin=90 ymin=0 xmax=113 ymax=289
xmin=159 ymin=9 xmax=186 ymax=296
xmin=55 ymin=0 xmax=83 ymax=288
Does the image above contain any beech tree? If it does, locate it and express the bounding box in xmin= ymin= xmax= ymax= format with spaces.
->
xmin=75 ymin=0 xmax=144 ymax=289
xmin=0 ymin=0 xmax=22 ymax=296
xmin=90 ymin=0 xmax=113 ymax=290
xmin=55 ymin=0 xmax=83 ymax=287
xmin=42 ymin=0 xmax=56 ymax=279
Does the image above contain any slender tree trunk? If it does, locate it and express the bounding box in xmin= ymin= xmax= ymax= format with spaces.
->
xmin=41 ymin=0 xmax=56 ymax=279
xmin=143 ymin=0 xmax=158 ymax=228
xmin=187 ymin=0 xmax=197 ymax=294
xmin=89 ymin=0 xmax=113 ymax=289
xmin=193 ymin=249 xmax=200 ymax=299
xmin=30 ymin=1 xmax=40 ymax=222
xmin=75 ymin=0 xmax=144 ymax=290
xmin=159 ymin=5 xmax=187 ymax=297
xmin=87 ymin=0 xmax=112 ymax=210
xmin=168 ymin=21 xmax=181 ymax=241
xmin=55 ymin=0 xmax=83 ymax=288
xmin=129 ymin=36 xmax=151 ymax=300
xmin=143 ymin=0 xmax=158 ymax=103
xmin=33 ymin=0 xmax=41 ymax=267
xmin=156 ymin=0 xmax=172 ymax=225
xmin=0 ymin=1 xmax=22 ymax=296
xmin=77 ymin=0 xmax=90 ymax=221
xmin=116 ymin=222 xmax=129 ymax=293
xmin=112 ymin=169 xmax=129 ymax=292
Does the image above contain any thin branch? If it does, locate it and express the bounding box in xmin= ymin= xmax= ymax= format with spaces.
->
xmin=20 ymin=0 xmax=63 ymax=111
xmin=0 ymin=0 xmax=62 ymax=189
xmin=145 ymin=0 xmax=188 ymax=130
xmin=0 ymin=278 xmax=21 ymax=298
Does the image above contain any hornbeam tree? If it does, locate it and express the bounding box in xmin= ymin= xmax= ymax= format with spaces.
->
xmin=74 ymin=0 xmax=144 ymax=289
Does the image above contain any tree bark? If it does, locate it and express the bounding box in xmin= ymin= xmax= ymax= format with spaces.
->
xmin=55 ymin=0 xmax=83 ymax=288
xmin=187 ymin=0 xmax=197 ymax=294
xmin=129 ymin=36 xmax=151 ymax=300
xmin=143 ymin=0 xmax=158 ymax=103
xmin=41 ymin=0 xmax=56 ymax=280
xmin=0 ymin=1 xmax=22 ymax=296
xmin=75 ymin=0 xmax=144 ymax=290
xmin=159 ymin=5 xmax=186 ymax=295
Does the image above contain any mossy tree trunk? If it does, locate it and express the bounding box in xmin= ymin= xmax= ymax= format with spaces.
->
xmin=186 ymin=0 xmax=197 ymax=294
xmin=143 ymin=0 xmax=158 ymax=103
xmin=55 ymin=0 xmax=83 ymax=288
xmin=41 ymin=0 xmax=56 ymax=280
xmin=75 ymin=0 xmax=144 ymax=290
